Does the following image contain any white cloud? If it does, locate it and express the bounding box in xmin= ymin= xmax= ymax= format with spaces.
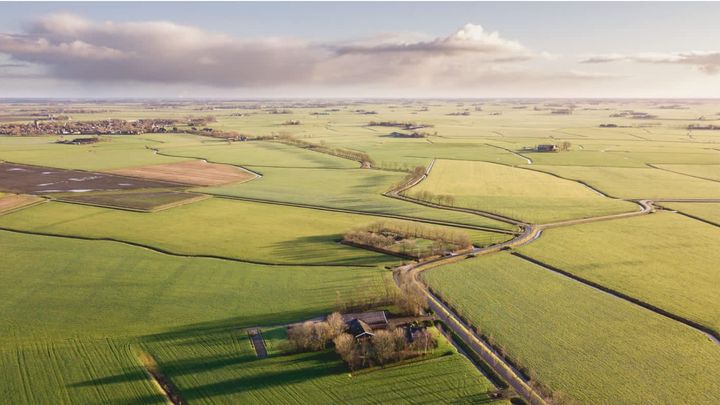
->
xmin=580 ymin=51 xmax=720 ymax=74
xmin=0 ymin=14 xmax=559 ymax=90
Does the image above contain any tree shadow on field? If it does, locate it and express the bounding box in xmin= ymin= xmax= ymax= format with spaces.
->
xmin=70 ymin=312 xmax=343 ymax=401
xmin=266 ymin=234 xmax=391 ymax=266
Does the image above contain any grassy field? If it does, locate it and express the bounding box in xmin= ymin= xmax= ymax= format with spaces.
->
xmin=158 ymin=140 xmax=359 ymax=169
xmin=141 ymin=326 xmax=501 ymax=404
xmin=0 ymin=197 xmax=507 ymax=265
xmin=55 ymin=190 xmax=208 ymax=211
xmin=424 ymin=252 xmax=720 ymax=404
xmin=660 ymin=202 xmax=720 ymax=224
xmin=4 ymin=99 xmax=720 ymax=403
xmin=653 ymin=164 xmax=720 ymax=182
xmin=519 ymin=212 xmax=720 ymax=333
xmin=405 ymin=159 xmax=635 ymax=223
xmin=531 ymin=165 xmax=720 ymax=199
xmin=0 ymin=230 xmax=497 ymax=404
xmin=201 ymin=166 xmax=517 ymax=231
xmin=0 ymin=135 xmax=189 ymax=170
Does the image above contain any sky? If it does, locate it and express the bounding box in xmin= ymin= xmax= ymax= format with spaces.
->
xmin=1 ymin=1 xmax=719 ymax=98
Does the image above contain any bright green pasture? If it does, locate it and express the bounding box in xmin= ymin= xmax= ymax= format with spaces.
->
xmin=531 ymin=165 xmax=720 ymax=199
xmin=141 ymin=326 xmax=499 ymax=404
xmin=661 ymin=202 xmax=720 ymax=224
xmin=0 ymin=198 xmax=397 ymax=265
xmin=424 ymin=253 xmax=720 ymax=404
xmin=0 ymin=135 xmax=189 ymax=170
xmin=0 ymin=230 xmax=494 ymax=404
xmin=520 ymin=212 xmax=720 ymax=332
xmin=0 ymin=230 xmax=387 ymax=342
xmin=159 ymin=140 xmax=358 ymax=169
xmin=0 ymin=198 xmax=506 ymax=265
xmin=201 ymin=166 xmax=517 ymax=231
xmin=406 ymin=159 xmax=635 ymax=223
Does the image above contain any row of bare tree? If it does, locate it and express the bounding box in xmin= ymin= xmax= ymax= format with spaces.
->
xmin=410 ymin=190 xmax=457 ymax=207
xmin=334 ymin=327 xmax=436 ymax=370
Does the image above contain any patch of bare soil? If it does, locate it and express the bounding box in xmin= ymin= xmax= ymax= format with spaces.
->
xmin=110 ymin=160 xmax=257 ymax=186
xmin=0 ymin=194 xmax=43 ymax=213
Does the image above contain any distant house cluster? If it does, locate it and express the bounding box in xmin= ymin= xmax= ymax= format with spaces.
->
xmin=0 ymin=119 xmax=179 ymax=136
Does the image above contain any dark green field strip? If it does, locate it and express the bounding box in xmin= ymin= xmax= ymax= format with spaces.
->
xmin=0 ymin=226 xmax=377 ymax=268
xmin=511 ymin=252 xmax=720 ymax=344
xmin=212 ymin=194 xmax=519 ymax=235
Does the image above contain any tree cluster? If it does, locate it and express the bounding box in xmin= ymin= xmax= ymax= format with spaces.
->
xmin=343 ymin=220 xmax=471 ymax=259
xmin=277 ymin=135 xmax=375 ymax=167
xmin=411 ymin=190 xmax=457 ymax=207
xmin=368 ymin=121 xmax=433 ymax=130
xmin=334 ymin=327 xmax=436 ymax=370
xmin=287 ymin=312 xmax=346 ymax=352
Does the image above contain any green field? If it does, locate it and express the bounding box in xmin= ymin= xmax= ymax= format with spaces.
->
xmin=424 ymin=252 xmax=720 ymax=404
xmin=0 ymin=197 xmax=507 ymax=265
xmin=3 ymin=99 xmax=720 ymax=403
xmin=141 ymin=326 xmax=500 ymax=404
xmin=1 ymin=230 xmax=497 ymax=403
xmin=201 ymin=166 xmax=517 ymax=231
xmin=405 ymin=159 xmax=635 ymax=223
xmin=0 ymin=135 xmax=189 ymax=170
xmin=519 ymin=212 xmax=720 ymax=332
xmin=653 ymin=164 xmax=720 ymax=182
xmin=159 ymin=140 xmax=359 ymax=169
xmin=531 ymin=165 xmax=720 ymax=199
xmin=660 ymin=202 xmax=720 ymax=224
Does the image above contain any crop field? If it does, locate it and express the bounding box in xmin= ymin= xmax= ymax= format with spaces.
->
xmin=109 ymin=160 xmax=257 ymax=186
xmin=141 ymin=326 xmax=501 ymax=404
xmin=424 ymin=253 xmax=720 ymax=404
xmin=660 ymin=202 xmax=720 ymax=225
xmin=0 ymin=197 xmax=507 ymax=265
xmin=2 ymin=99 xmax=720 ymax=404
xmin=519 ymin=212 xmax=720 ymax=332
xmin=157 ymin=141 xmax=359 ymax=169
xmin=0 ymin=230 xmax=392 ymax=403
xmin=55 ymin=190 xmax=209 ymax=211
xmin=201 ymin=166 xmax=518 ymax=231
xmin=0 ymin=162 xmax=181 ymax=194
xmin=653 ymin=164 xmax=720 ymax=182
xmin=530 ymin=165 xmax=720 ymax=199
xmin=405 ymin=159 xmax=635 ymax=223
xmin=0 ymin=135 xmax=189 ymax=170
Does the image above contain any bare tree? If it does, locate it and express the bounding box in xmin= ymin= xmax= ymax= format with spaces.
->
xmin=327 ymin=312 xmax=346 ymax=338
xmin=372 ymin=330 xmax=397 ymax=365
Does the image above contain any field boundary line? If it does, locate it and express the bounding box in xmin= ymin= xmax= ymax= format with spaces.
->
xmin=0 ymin=226 xmax=378 ymax=268
xmin=646 ymin=163 xmax=720 ymax=184
xmin=52 ymin=193 xmax=211 ymax=213
xmin=511 ymin=252 xmax=720 ymax=345
xmin=211 ymin=194 xmax=517 ymax=234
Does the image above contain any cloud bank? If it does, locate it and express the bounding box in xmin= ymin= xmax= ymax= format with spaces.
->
xmin=580 ymin=51 xmax=720 ymax=74
xmin=0 ymin=14 xmax=546 ymax=89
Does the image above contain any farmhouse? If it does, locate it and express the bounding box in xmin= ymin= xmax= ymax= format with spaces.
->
xmin=536 ymin=144 xmax=558 ymax=152
xmin=341 ymin=311 xmax=388 ymax=329
xmin=346 ymin=319 xmax=374 ymax=339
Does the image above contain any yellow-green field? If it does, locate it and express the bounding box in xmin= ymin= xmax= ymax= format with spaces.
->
xmin=406 ymin=159 xmax=635 ymax=223
xmin=3 ymin=99 xmax=720 ymax=404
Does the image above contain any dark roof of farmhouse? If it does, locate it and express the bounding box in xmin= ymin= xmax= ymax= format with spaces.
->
xmin=347 ymin=319 xmax=374 ymax=338
xmin=341 ymin=311 xmax=388 ymax=326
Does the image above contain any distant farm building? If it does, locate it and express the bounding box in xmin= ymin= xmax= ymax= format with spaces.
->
xmin=536 ymin=144 xmax=558 ymax=152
